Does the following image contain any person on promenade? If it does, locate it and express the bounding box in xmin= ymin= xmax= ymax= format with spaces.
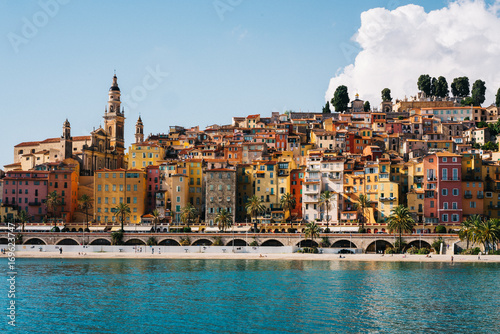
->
xmin=451 ymin=256 xmax=454 ymax=263
xmin=59 ymin=247 xmax=62 ymax=254
xmin=478 ymin=253 xmax=481 ymax=260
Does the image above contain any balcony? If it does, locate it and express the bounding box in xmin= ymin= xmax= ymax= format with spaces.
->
xmin=414 ymin=176 xmax=424 ymax=183
xmin=28 ymin=202 xmax=41 ymax=206
xmin=427 ymin=177 xmax=437 ymax=182
xmin=379 ymin=197 xmax=396 ymax=202
xmin=424 ymin=217 xmax=439 ymax=224
xmin=328 ymin=173 xmax=342 ymax=180
xmin=477 ymin=194 xmax=484 ymax=199
xmin=425 ymin=191 xmax=435 ymax=198
xmin=464 ymin=193 xmax=472 ymax=199
xmin=379 ymin=173 xmax=389 ymax=179
xmin=442 ymin=177 xmax=460 ymax=181
xmin=488 ymin=204 xmax=500 ymax=210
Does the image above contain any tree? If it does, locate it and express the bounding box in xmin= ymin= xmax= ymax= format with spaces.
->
xmin=46 ymin=191 xmax=61 ymax=228
xmin=304 ymin=221 xmax=321 ymax=246
xmin=459 ymin=215 xmax=481 ymax=249
xmin=245 ymin=195 xmax=265 ymax=233
xmin=152 ymin=209 xmax=160 ymax=233
xmin=430 ymin=77 xmax=437 ymax=96
xmin=482 ymin=141 xmax=498 ymax=151
xmin=114 ymin=203 xmax=131 ymax=231
xmin=417 ymin=74 xmax=432 ymax=96
xmin=331 ymin=85 xmax=350 ymax=113
xmin=363 ymin=101 xmax=371 ymax=112
xmin=472 ymin=79 xmax=486 ymax=106
xmin=474 ymin=218 xmax=500 ymax=252
xmin=180 ymin=203 xmax=197 ymax=227
xmin=496 ymin=88 xmax=500 ymax=107
xmin=387 ymin=205 xmax=415 ymax=253
xmin=319 ymin=191 xmax=334 ymax=232
xmin=280 ymin=193 xmax=296 ymax=228
xmin=322 ymin=102 xmax=331 ymax=114
xmin=17 ymin=210 xmax=30 ymax=233
xmin=461 ymin=97 xmax=474 ymax=106
xmin=78 ymin=194 xmax=93 ymax=231
xmin=434 ymin=76 xmax=449 ymax=98
xmin=451 ymin=76 xmax=470 ymax=97
xmin=215 ymin=209 xmax=233 ymax=232
xmin=355 ymin=194 xmax=371 ymax=231
xmin=381 ymin=88 xmax=392 ymax=102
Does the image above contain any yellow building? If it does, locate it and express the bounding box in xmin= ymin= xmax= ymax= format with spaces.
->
xmin=94 ymin=169 xmax=147 ymax=225
xmin=405 ymin=159 xmax=425 ymax=228
xmin=127 ymin=142 xmax=165 ymax=169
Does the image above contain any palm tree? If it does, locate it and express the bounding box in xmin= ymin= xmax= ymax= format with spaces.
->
xmin=245 ymin=195 xmax=265 ymax=233
xmin=46 ymin=191 xmax=61 ymax=228
xmin=459 ymin=215 xmax=481 ymax=249
xmin=114 ymin=203 xmax=131 ymax=231
xmin=355 ymin=194 xmax=371 ymax=231
xmin=215 ymin=209 xmax=233 ymax=232
xmin=387 ymin=205 xmax=415 ymax=252
xmin=304 ymin=221 xmax=321 ymax=247
xmin=180 ymin=203 xmax=197 ymax=227
xmin=78 ymin=194 xmax=93 ymax=231
xmin=319 ymin=191 xmax=334 ymax=232
xmin=475 ymin=218 xmax=500 ymax=252
xmin=17 ymin=210 xmax=30 ymax=233
xmin=151 ymin=209 xmax=160 ymax=233
xmin=280 ymin=193 xmax=296 ymax=228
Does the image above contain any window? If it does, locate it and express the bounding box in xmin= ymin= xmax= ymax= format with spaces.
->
xmin=452 ymin=214 xmax=459 ymax=222
xmin=452 ymin=188 xmax=459 ymax=196
xmin=442 ymin=188 xmax=448 ymax=196
xmin=442 ymin=214 xmax=448 ymax=222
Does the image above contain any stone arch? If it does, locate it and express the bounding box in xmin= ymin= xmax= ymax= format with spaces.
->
xmin=262 ymin=239 xmax=284 ymax=247
xmin=192 ymin=239 xmax=213 ymax=246
xmin=158 ymin=239 xmax=180 ymax=246
xmin=405 ymin=240 xmax=431 ymax=250
xmin=24 ymin=238 xmax=47 ymax=245
xmin=331 ymin=239 xmax=357 ymax=248
xmin=89 ymin=238 xmax=111 ymax=245
xmin=296 ymin=239 xmax=318 ymax=247
xmin=124 ymin=239 xmax=146 ymax=245
xmin=56 ymin=238 xmax=79 ymax=245
xmin=366 ymin=240 xmax=393 ymax=253
xmin=0 ymin=238 xmax=8 ymax=244
xmin=225 ymin=239 xmax=247 ymax=246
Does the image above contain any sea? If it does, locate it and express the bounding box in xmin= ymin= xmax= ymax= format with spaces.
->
xmin=2 ymin=259 xmax=499 ymax=333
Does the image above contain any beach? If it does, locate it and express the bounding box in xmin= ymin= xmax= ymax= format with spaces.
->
xmin=6 ymin=251 xmax=499 ymax=262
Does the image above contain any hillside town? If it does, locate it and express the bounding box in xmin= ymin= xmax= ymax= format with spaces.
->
xmin=2 ymin=74 xmax=500 ymax=235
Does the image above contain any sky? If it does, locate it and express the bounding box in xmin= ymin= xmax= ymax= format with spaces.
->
xmin=0 ymin=0 xmax=499 ymax=168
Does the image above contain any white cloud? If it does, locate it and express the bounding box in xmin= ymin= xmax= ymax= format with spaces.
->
xmin=326 ymin=0 xmax=500 ymax=108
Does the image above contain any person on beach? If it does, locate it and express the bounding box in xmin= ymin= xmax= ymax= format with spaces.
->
xmin=478 ymin=253 xmax=481 ymax=260
xmin=59 ymin=247 xmax=62 ymax=254
xmin=451 ymin=256 xmax=454 ymax=263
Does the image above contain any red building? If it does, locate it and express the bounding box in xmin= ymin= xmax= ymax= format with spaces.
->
xmin=290 ymin=168 xmax=304 ymax=221
xmin=146 ymin=165 xmax=160 ymax=213
xmin=423 ymin=152 xmax=462 ymax=231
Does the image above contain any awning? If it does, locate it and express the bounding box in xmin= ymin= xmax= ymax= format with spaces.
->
xmin=21 ymin=225 xmax=55 ymax=232
xmin=110 ymin=227 xmax=122 ymax=232
xmin=232 ymin=226 xmax=252 ymax=232
xmin=190 ymin=227 xmax=200 ymax=232
xmin=330 ymin=226 xmax=359 ymax=232
xmin=0 ymin=226 xmax=12 ymax=231
xmin=89 ymin=226 xmax=106 ymax=232
xmin=123 ymin=226 xmax=152 ymax=232
xmin=205 ymin=227 xmax=219 ymax=233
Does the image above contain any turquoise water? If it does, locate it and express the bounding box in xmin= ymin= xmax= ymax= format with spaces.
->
xmin=2 ymin=259 xmax=500 ymax=333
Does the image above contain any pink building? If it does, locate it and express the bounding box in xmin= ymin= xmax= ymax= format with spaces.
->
xmin=386 ymin=122 xmax=403 ymax=134
xmin=2 ymin=171 xmax=49 ymax=221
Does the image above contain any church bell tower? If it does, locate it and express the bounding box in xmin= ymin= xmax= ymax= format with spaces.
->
xmin=103 ymin=74 xmax=125 ymax=154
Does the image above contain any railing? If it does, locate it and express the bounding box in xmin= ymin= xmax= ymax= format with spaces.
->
xmin=28 ymin=202 xmax=41 ymax=206
xmin=379 ymin=197 xmax=396 ymax=202
xmin=464 ymin=193 xmax=472 ymax=199
xmin=477 ymin=194 xmax=484 ymax=199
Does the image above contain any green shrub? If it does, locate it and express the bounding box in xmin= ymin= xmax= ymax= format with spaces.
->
xmin=394 ymin=240 xmax=407 ymax=251
xmin=489 ymin=249 xmax=500 ymax=255
xmin=432 ymin=237 xmax=445 ymax=253
xmin=358 ymin=228 xmax=367 ymax=233
xmin=84 ymin=228 xmax=90 ymax=233
xmin=111 ymin=231 xmax=124 ymax=245
xmin=51 ymin=226 xmax=60 ymax=232
xmin=319 ymin=237 xmax=330 ymax=248
xmin=250 ymin=240 xmax=259 ymax=247
xmin=435 ymin=225 xmax=447 ymax=233
xmin=180 ymin=236 xmax=191 ymax=246
xmin=407 ymin=246 xmax=418 ymax=254
xmin=385 ymin=247 xmax=396 ymax=254
xmin=183 ymin=227 xmax=192 ymax=233
xmin=417 ymin=247 xmax=430 ymax=255
xmin=324 ymin=228 xmax=331 ymax=233
xmin=146 ymin=236 xmax=157 ymax=246
xmin=287 ymin=228 xmax=297 ymax=233
xmin=212 ymin=237 xmax=223 ymax=246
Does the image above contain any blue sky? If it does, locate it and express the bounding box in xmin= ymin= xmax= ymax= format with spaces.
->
xmin=0 ymin=0 xmax=486 ymax=168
